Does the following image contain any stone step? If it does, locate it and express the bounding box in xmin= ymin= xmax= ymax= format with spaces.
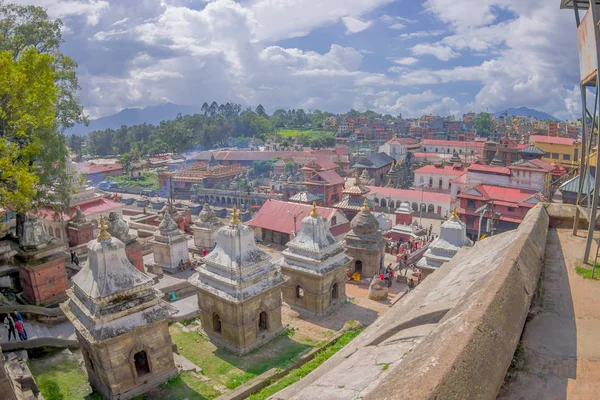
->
xmin=29 ymin=323 xmax=42 ymax=339
xmin=40 ymin=325 xmax=52 ymax=337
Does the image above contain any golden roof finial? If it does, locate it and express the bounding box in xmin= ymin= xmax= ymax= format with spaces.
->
xmin=450 ymin=206 xmax=458 ymax=221
xmin=230 ymin=205 xmax=241 ymax=225
xmin=310 ymin=201 xmax=318 ymax=217
xmin=97 ymin=214 xmax=111 ymax=242
xmin=363 ymin=198 xmax=369 ymax=211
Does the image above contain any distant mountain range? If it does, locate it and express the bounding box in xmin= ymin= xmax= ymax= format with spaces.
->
xmin=67 ymin=102 xmax=201 ymax=135
xmin=493 ymin=107 xmax=559 ymax=121
xmin=68 ymin=103 xmax=561 ymax=136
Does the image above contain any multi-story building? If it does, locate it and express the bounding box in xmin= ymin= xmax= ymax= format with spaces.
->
xmin=529 ymin=135 xmax=581 ymax=169
xmin=456 ymin=184 xmax=541 ymax=239
xmin=352 ymin=153 xmax=395 ymax=186
xmin=378 ymin=137 xmax=408 ymax=163
xmin=483 ymin=136 xmax=528 ymax=165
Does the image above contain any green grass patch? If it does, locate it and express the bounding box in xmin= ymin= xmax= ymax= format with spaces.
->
xmin=575 ymin=265 xmax=600 ymax=280
xmin=249 ymin=327 xmax=364 ymax=400
xmin=134 ymin=372 xmax=221 ymax=400
xmin=171 ymin=327 xmax=312 ymax=390
xmin=28 ymin=354 xmax=94 ymax=400
xmin=110 ymin=171 xmax=159 ymax=190
xmin=277 ymin=129 xmax=334 ymax=138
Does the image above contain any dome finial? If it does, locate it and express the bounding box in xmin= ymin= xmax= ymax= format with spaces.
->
xmin=310 ymin=201 xmax=318 ymax=217
xmin=450 ymin=206 xmax=458 ymax=221
xmin=363 ymin=198 xmax=369 ymax=211
xmin=230 ymin=205 xmax=241 ymax=225
xmin=97 ymin=215 xmax=111 ymax=242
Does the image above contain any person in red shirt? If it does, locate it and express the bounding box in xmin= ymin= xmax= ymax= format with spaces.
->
xmin=202 ymin=247 xmax=208 ymax=257
xmin=15 ymin=320 xmax=27 ymax=341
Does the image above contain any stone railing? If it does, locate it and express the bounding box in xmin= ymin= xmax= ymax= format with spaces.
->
xmin=274 ymin=204 xmax=549 ymax=400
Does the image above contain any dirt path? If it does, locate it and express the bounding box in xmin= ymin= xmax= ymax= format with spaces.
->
xmin=498 ymin=228 xmax=600 ymax=399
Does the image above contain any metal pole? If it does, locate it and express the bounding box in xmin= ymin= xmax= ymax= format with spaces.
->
xmin=584 ymin=1 xmax=600 ymax=263
xmin=478 ymin=209 xmax=484 ymax=241
xmin=420 ymin=186 xmax=424 ymax=226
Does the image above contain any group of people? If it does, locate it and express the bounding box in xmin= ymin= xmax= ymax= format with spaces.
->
xmin=380 ymin=264 xmax=395 ymax=288
xmin=2 ymin=311 xmax=27 ymax=341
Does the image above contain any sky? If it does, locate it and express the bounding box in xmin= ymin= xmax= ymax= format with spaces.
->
xmin=13 ymin=0 xmax=583 ymax=120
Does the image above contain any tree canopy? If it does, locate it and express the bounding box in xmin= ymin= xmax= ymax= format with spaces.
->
xmin=0 ymin=47 xmax=58 ymax=213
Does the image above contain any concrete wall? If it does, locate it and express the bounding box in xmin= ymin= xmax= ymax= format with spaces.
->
xmin=275 ymin=204 xmax=549 ymax=400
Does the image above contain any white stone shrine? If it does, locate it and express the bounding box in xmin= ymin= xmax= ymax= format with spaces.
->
xmin=416 ymin=208 xmax=471 ymax=272
xmin=280 ymin=202 xmax=350 ymax=316
xmin=188 ymin=205 xmax=286 ymax=354
xmin=192 ymin=203 xmax=222 ymax=250
xmin=151 ymin=211 xmax=189 ymax=273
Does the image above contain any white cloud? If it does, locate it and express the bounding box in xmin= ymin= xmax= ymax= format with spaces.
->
xmin=411 ymin=43 xmax=459 ymax=61
xmin=341 ymin=17 xmax=373 ymax=34
xmin=381 ymin=14 xmax=417 ymax=24
xmin=11 ymin=0 xmax=109 ymax=25
xmin=389 ymin=23 xmax=406 ymax=30
xmin=399 ymin=30 xmax=445 ymax=39
xmin=393 ymin=57 xmax=419 ymax=65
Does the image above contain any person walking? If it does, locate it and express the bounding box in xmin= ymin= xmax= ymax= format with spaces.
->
xmin=4 ymin=314 xmax=16 ymax=341
xmin=73 ymin=253 xmax=80 ymax=268
xmin=384 ymin=268 xmax=390 ymax=287
xmin=13 ymin=310 xmax=23 ymax=323
xmin=15 ymin=319 xmax=27 ymax=341
xmin=70 ymin=250 xmax=76 ymax=264
xmin=202 ymin=247 xmax=208 ymax=257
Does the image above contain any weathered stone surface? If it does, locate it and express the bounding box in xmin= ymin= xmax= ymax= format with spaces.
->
xmin=62 ymin=223 xmax=177 ymax=400
xmin=274 ymin=204 xmax=549 ymax=400
xmin=189 ymin=213 xmax=286 ymax=355
xmin=367 ymin=278 xmax=387 ymax=300
xmin=344 ymin=204 xmax=386 ymax=278
xmin=280 ymin=209 xmax=350 ymax=316
xmin=152 ymin=212 xmax=189 ymax=272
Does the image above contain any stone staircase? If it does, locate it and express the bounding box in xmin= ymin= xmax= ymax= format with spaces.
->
xmin=1 ymin=321 xmax=77 ymax=351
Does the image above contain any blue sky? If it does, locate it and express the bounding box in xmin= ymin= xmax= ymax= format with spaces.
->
xmin=14 ymin=0 xmax=581 ymax=120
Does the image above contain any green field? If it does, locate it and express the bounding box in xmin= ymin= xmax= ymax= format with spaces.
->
xmin=277 ymin=129 xmax=335 ymax=138
xmin=110 ymin=171 xmax=159 ymax=190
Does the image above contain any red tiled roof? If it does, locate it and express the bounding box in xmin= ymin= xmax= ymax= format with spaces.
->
xmin=334 ymin=146 xmax=350 ymax=155
xmin=467 ymin=164 xmax=511 ymax=175
xmin=314 ymin=170 xmax=344 ymax=185
xmin=457 ymin=184 xmax=539 ymax=205
xmin=413 ymin=165 xmax=465 ymax=176
xmin=530 ymin=135 xmax=579 ymax=146
xmin=385 ymin=137 xmax=418 ymax=145
xmin=79 ymin=163 xmax=124 ymax=174
xmin=422 ymin=139 xmax=485 ymax=148
xmin=38 ymin=197 xmax=122 ymax=222
xmin=248 ymin=200 xmax=346 ymax=235
xmin=366 ymin=186 xmax=451 ymax=203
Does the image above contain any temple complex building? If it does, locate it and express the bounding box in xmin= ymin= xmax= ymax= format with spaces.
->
xmin=416 ymin=209 xmax=471 ymax=274
xmin=188 ymin=206 xmax=286 ymax=354
xmin=280 ymin=203 xmax=350 ymax=316
xmin=14 ymin=217 xmax=69 ymax=306
xmin=61 ymin=216 xmax=177 ymax=400
xmin=333 ymin=172 xmax=372 ymax=220
xmin=344 ymin=200 xmax=386 ymax=278
xmin=192 ymin=203 xmax=222 ymax=250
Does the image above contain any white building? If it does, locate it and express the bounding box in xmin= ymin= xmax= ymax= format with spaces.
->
xmin=366 ymin=186 xmax=452 ymax=218
xmin=413 ymin=164 xmax=466 ymax=193
xmin=378 ymin=137 xmax=408 ymax=163
xmin=421 ymin=140 xmax=484 ymax=159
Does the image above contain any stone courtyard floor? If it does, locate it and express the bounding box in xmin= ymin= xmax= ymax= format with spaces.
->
xmin=498 ymin=228 xmax=600 ymax=400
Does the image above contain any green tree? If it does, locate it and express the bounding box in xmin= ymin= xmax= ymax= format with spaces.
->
xmin=0 ymin=2 xmax=87 ymax=131
xmin=253 ymin=160 xmax=274 ymax=177
xmin=0 ymin=47 xmax=58 ymax=216
xmin=255 ymin=104 xmax=267 ymax=118
xmin=474 ymin=112 xmax=492 ymax=136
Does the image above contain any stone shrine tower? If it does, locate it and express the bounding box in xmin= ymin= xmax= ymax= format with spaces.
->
xmin=280 ymin=203 xmax=350 ymax=316
xmin=344 ymin=199 xmax=386 ymax=278
xmin=152 ymin=211 xmax=189 ymax=273
xmin=416 ymin=208 xmax=471 ymax=274
xmin=61 ymin=216 xmax=177 ymax=400
xmin=395 ymin=201 xmax=413 ymax=225
xmin=188 ymin=206 xmax=286 ymax=354
xmin=192 ymin=203 xmax=222 ymax=250
xmin=14 ymin=217 xmax=69 ymax=305
xmin=67 ymin=206 xmax=94 ymax=247
xmin=107 ymin=212 xmax=144 ymax=272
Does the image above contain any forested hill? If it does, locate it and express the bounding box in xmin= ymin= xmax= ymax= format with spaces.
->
xmin=79 ymin=102 xmax=338 ymax=157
